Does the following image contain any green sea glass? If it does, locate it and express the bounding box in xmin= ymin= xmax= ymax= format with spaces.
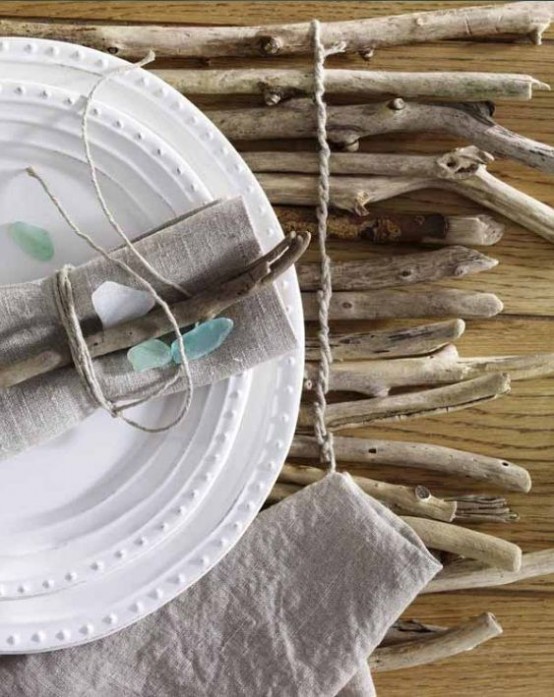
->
xmin=171 ymin=318 xmax=234 ymax=363
xmin=8 ymin=221 xmax=55 ymax=261
xmin=127 ymin=339 xmax=172 ymax=372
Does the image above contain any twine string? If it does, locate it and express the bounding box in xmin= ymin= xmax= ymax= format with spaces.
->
xmin=311 ymin=19 xmax=336 ymax=472
xmin=28 ymin=52 xmax=193 ymax=433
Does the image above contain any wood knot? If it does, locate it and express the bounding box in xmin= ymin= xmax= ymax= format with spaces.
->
xmin=389 ymin=98 xmax=406 ymax=111
xmin=258 ymin=35 xmax=283 ymax=55
xmin=415 ymin=485 xmax=431 ymax=501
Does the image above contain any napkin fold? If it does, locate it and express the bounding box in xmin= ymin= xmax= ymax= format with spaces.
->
xmin=0 ymin=474 xmax=441 ymax=696
xmin=0 ymin=197 xmax=297 ymax=460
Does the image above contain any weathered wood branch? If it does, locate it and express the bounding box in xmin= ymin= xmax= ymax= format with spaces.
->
xmin=304 ymin=320 xmax=466 ymax=361
xmin=157 ymin=68 xmax=549 ymax=103
xmin=268 ymin=482 xmax=522 ymax=569
xmin=290 ymin=434 xmax=532 ymax=492
xmin=303 ymin=347 xmax=554 ymax=396
xmin=405 ymin=517 xmax=521 ymax=571
xmin=298 ymin=246 xmax=497 ymax=291
xmin=279 ymin=463 xmax=457 ymax=521
xmin=371 ymin=613 xmax=502 ymax=672
xmin=0 ymin=231 xmax=309 ymax=391
xmin=211 ymin=100 xmax=554 ymax=172
xmin=3 ymin=2 xmax=551 ymax=58
xmin=297 ymin=373 xmax=511 ymax=431
xmin=280 ymin=464 xmax=514 ymax=522
xmin=278 ymin=208 xmax=504 ymax=247
xmin=260 ymin=169 xmax=554 ymax=243
xmin=302 ymin=288 xmax=503 ymax=321
xmin=245 ymin=147 xmax=493 ymax=180
xmin=425 ymin=549 xmax=554 ymax=593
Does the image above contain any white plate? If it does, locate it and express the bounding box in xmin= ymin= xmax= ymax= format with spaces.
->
xmin=0 ymin=39 xmax=304 ymax=653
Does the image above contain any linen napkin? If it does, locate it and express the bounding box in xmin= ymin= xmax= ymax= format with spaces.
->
xmin=0 ymin=196 xmax=297 ymax=460
xmin=0 ymin=473 xmax=441 ymax=696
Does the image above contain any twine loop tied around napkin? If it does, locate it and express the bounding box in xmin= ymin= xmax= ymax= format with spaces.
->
xmin=311 ymin=19 xmax=336 ymax=472
xmin=27 ymin=51 xmax=194 ymax=433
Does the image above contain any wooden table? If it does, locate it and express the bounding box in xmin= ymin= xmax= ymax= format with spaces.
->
xmin=2 ymin=1 xmax=553 ymax=695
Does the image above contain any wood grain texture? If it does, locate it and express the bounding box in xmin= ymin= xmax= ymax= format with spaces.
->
xmin=6 ymin=1 xmax=552 ymax=695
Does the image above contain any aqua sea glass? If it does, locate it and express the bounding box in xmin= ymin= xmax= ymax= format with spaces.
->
xmin=171 ymin=317 xmax=234 ymax=363
xmin=8 ymin=221 xmax=55 ymax=262
xmin=127 ymin=339 xmax=173 ymax=372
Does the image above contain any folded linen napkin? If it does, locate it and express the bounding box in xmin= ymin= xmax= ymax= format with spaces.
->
xmin=0 ymin=473 xmax=441 ymax=696
xmin=0 ymin=196 xmax=297 ymax=460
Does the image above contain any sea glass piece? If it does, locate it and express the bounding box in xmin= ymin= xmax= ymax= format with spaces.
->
xmin=92 ymin=281 xmax=156 ymax=329
xmin=128 ymin=339 xmax=172 ymax=372
xmin=171 ymin=318 xmax=234 ymax=363
xmin=8 ymin=221 xmax=55 ymax=261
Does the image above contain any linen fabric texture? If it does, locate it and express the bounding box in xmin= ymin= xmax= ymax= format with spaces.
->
xmin=0 ymin=473 xmax=441 ymax=696
xmin=0 ymin=196 xmax=297 ymax=460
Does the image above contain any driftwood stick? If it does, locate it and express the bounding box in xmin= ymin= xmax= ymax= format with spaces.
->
xmin=3 ymin=2 xmax=551 ymax=58
xmin=278 ymin=209 xmax=504 ymax=247
xmin=381 ymin=620 xmax=447 ymax=647
xmin=304 ymin=320 xmax=467 ymax=361
xmin=297 ymin=373 xmax=511 ymax=430
xmin=211 ymin=100 xmax=554 ymax=172
xmin=268 ymin=483 xmax=522 ymax=570
xmin=425 ymin=549 xmax=554 ymax=593
xmin=279 ymin=463 xmax=457 ymax=521
xmin=303 ymin=347 xmax=554 ymax=396
xmin=298 ymin=247 xmax=497 ymax=291
xmin=445 ymin=168 xmax=554 ymax=244
xmin=158 ymin=68 xmax=549 ymax=103
xmin=262 ymin=170 xmax=554 ymax=243
xmin=245 ymin=147 xmax=493 ymax=180
xmin=290 ymin=434 xmax=532 ymax=492
xmin=404 ymin=517 xmax=521 ymax=571
xmin=370 ymin=613 xmax=502 ymax=672
xmin=0 ymin=231 xmax=309 ymax=391
xmin=302 ymin=288 xmax=503 ymax=321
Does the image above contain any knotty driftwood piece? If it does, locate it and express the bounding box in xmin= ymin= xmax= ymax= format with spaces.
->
xmin=280 ymin=464 xmax=514 ymax=523
xmin=297 ymin=373 xmax=511 ymax=430
xmin=256 ymin=147 xmax=554 ymax=243
xmin=268 ymin=483 xmax=522 ymax=570
xmin=211 ymin=100 xmax=554 ymax=172
xmin=0 ymin=231 xmax=309 ymax=391
xmin=304 ymin=320 xmax=466 ymax=361
xmin=290 ymin=434 xmax=532 ymax=492
xmin=302 ymin=288 xmax=503 ymax=321
xmin=425 ymin=549 xmax=554 ymax=593
xmin=298 ymin=247 xmax=497 ymax=291
xmin=279 ymin=464 xmax=457 ymax=521
xmin=370 ymin=613 xmax=502 ymax=672
xmin=3 ymin=2 xmax=551 ymax=58
xmin=156 ymin=68 xmax=549 ymax=103
xmin=245 ymin=147 xmax=493 ymax=180
xmin=278 ymin=209 xmax=504 ymax=247
xmin=303 ymin=346 xmax=554 ymax=396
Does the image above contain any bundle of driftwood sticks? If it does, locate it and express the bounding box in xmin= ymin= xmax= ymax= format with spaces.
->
xmin=5 ymin=0 xmax=554 ymax=675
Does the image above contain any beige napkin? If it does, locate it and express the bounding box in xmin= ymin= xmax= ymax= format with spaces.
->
xmin=0 ymin=197 xmax=297 ymax=460
xmin=0 ymin=474 xmax=441 ymax=696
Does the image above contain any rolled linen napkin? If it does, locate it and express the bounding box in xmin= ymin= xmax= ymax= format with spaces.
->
xmin=0 ymin=197 xmax=297 ymax=460
xmin=0 ymin=474 xmax=441 ymax=696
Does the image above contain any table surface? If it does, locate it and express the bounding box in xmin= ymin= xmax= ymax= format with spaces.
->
xmin=1 ymin=1 xmax=553 ymax=695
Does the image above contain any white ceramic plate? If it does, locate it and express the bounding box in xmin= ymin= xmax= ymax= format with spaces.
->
xmin=0 ymin=39 xmax=304 ymax=653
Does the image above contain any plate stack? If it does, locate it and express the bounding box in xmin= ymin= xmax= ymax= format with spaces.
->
xmin=0 ymin=38 xmax=303 ymax=653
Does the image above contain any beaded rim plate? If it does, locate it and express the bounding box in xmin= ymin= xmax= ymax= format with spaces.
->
xmin=0 ymin=39 xmax=304 ymax=653
xmin=0 ymin=80 xmax=249 ymax=600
